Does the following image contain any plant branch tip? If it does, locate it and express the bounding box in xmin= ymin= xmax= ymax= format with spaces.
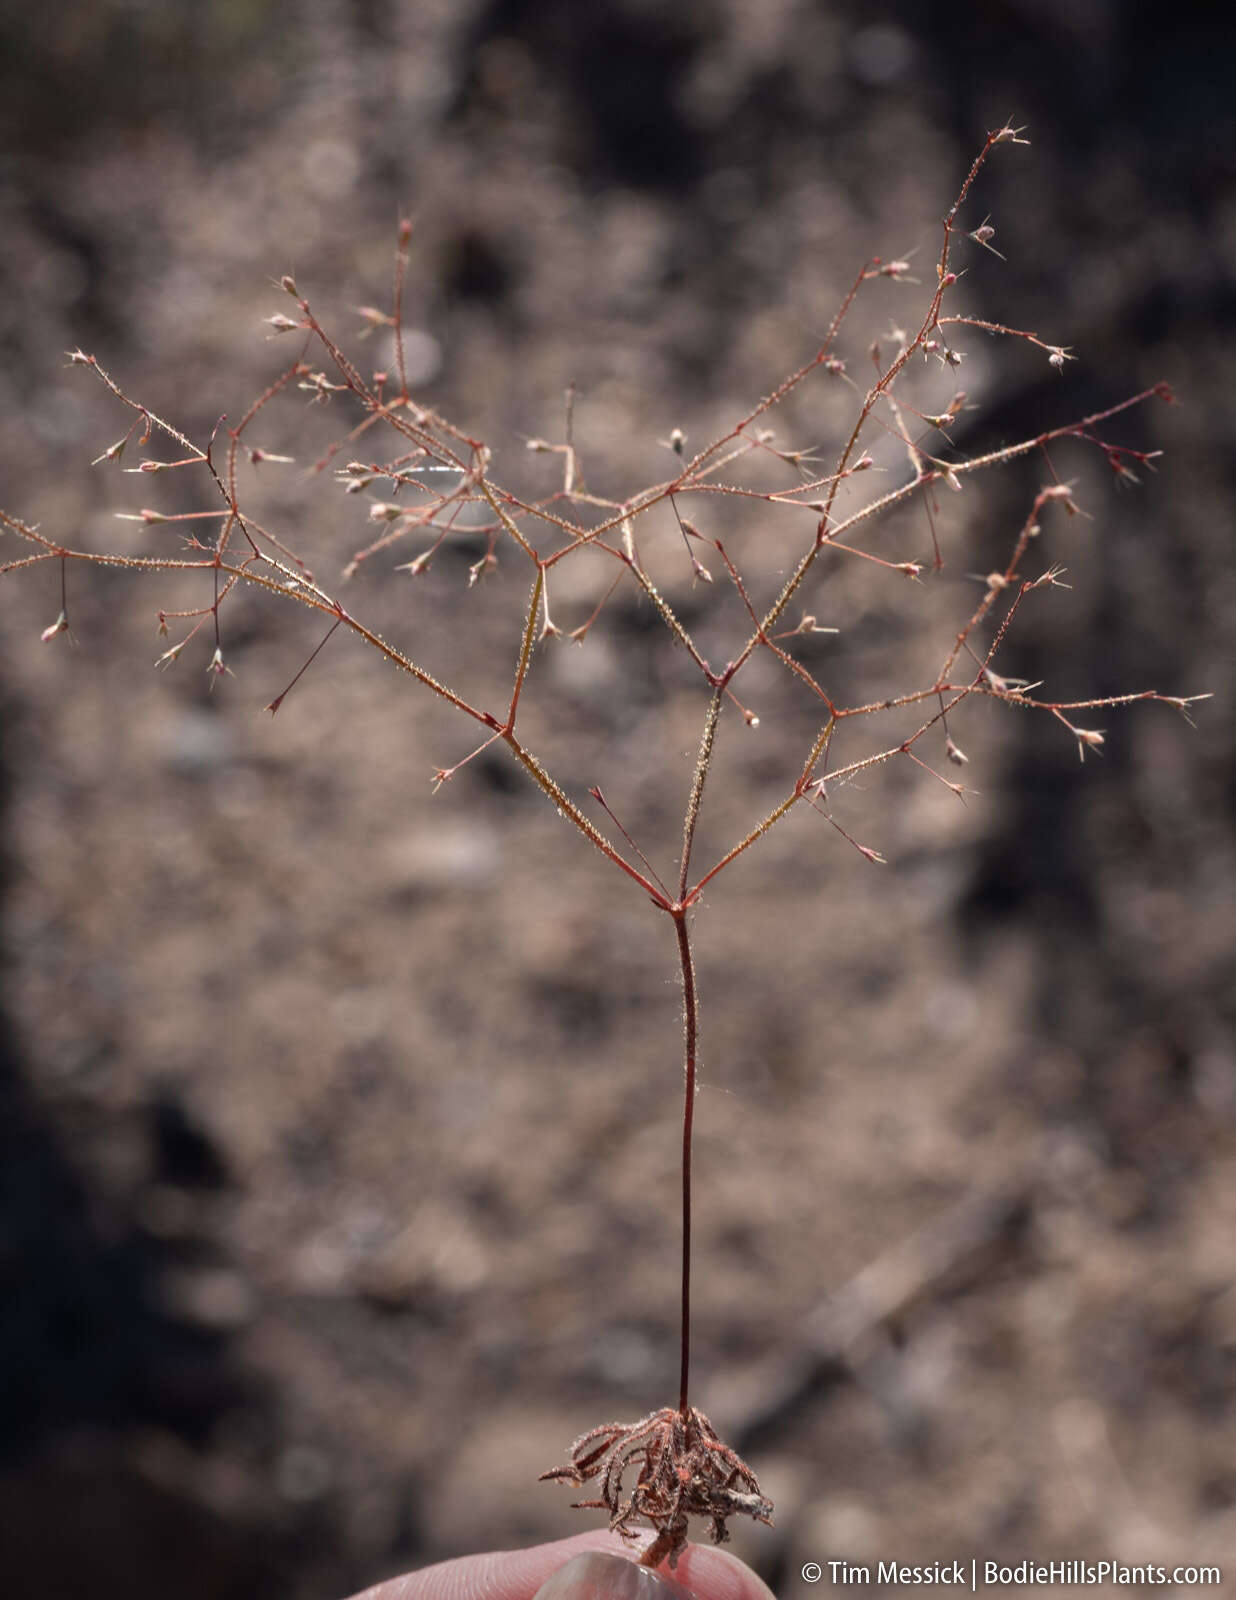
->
xmin=207 ymin=646 xmax=233 ymax=683
xmin=40 ymin=610 xmax=72 ymax=644
xmin=968 ymin=217 xmax=1006 ymax=259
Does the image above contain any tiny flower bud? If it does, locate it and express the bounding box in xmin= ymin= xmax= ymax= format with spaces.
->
xmin=355 ymin=305 xmax=394 ymax=331
xmin=280 ymin=274 xmax=298 ymax=296
xmin=968 ymin=218 xmax=1005 ymax=259
xmin=945 ymin=737 xmax=969 ymax=766
xmin=41 ymin=610 xmax=70 ymax=643
xmin=824 ymin=357 xmax=846 ymax=375
xmin=468 ymin=552 xmax=498 ymax=587
xmin=944 ymin=470 xmax=963 ymax=492
xmin=1075 ymin=727 xmax=1105 ymax=760
xmin=853 ymin=453 xmax=875 ymax=471
xmin=265 ymin=313 xmax=302 ymax=333
xmin=91 ymin=437 xmax=128 ymax=466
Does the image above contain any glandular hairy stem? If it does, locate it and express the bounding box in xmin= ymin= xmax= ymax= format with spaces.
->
xmin=673 ymin=907 xmax=699 ymax=1417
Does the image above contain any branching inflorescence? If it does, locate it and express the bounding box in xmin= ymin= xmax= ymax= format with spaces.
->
xmin=1 ymin=126 xmax=1205 ymax=1569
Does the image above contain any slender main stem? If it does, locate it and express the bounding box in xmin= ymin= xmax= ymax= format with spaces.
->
xmin=672 ymin=908 xmax=698 ymax=1417
xmin=671 ymin=689 xmax=723 ymax=1414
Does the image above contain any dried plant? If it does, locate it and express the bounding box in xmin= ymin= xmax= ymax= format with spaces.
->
xmin=0 ymin=125 xmax=1205 ymax=1570
xmin=540 ymin=1406 xmax=772 ymax=1570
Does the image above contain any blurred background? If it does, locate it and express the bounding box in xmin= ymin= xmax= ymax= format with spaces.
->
xmin=1 ymin=2 xmax=1234 ymax=1596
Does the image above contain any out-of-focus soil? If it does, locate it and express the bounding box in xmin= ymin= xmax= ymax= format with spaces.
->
xmin=1 ymin=5 xmax=1234 ymax=1597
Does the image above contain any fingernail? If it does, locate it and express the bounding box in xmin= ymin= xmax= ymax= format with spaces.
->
xmin=532 ymin=1551 xmax=694 ymax=1600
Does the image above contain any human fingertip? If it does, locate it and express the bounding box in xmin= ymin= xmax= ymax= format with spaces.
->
xmin=670 ymin=1544 xmax=778 ymax=1600
xmin=531 ymin=1550 xmax=695 ymax=1600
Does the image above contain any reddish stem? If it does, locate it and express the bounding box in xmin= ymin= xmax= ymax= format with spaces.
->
xmin=672 ymin=908 xmax=698 ymax=1416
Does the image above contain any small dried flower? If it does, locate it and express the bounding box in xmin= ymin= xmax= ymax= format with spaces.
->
xmin=468 ymin=552 xmax=498 ymax=587
xmin=969 ymin=216 xmax=1006 ymax=259
xmin=355 ymin=305 xmax=395 ymax=335
xmin=91 ymin=437 xmax=129 ymax=466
